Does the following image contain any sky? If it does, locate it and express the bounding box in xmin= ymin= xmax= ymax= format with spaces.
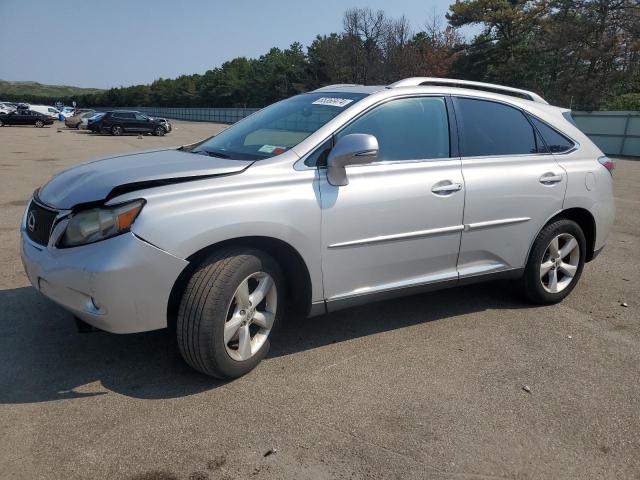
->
xmin=0 ymin=0 xmax=459 ymax=89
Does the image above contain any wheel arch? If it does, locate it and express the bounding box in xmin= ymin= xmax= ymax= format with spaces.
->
xmin=528 ymin=207 xmax=597 ymax=264
xmin=167 ymin=236 xmax=313 ymax=331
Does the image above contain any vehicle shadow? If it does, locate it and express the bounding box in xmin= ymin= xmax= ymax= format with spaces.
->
xmin=0 ymin=282 xmax=531 ymax=404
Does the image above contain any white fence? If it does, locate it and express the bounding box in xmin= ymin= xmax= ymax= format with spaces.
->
xmin=572 ymin=111 xmax=639 ymax=157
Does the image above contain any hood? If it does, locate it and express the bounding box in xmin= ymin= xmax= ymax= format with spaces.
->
xmin=38 ymin=149 xmax=253 ymax=209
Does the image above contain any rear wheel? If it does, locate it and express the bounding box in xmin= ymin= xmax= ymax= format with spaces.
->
xmin=35 ymin=120 xmax=44 ymax=128
xmin=111 ymin=125 xmax=123 ymax=136
xmin=521 ymin=219 xmax=585 ymax=304
xmin=76 ymin=122 xmax=82 ymax=130
xmin=176 ymin=247 xmax=284 ymax=379
xmin=0 ymin=119 xmax=4 ymax=127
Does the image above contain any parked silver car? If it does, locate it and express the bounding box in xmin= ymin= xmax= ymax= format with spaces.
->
xmin=21 ymin=78 xmax=615 ymax=378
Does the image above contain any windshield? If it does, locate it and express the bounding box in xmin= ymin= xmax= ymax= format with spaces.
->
xmin=192 ymin=92 xmax=367 ymax=160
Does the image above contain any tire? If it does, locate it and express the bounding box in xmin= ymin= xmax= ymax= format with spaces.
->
xmin=521 ymin=219 xmax=586 ymax=304
xmin=153 ymin=125 xmax=165 ymax=136
xmin=176 ymin=247 xmax=285 ymax=379
xmin=76 ymin=123 xmax=82 ymax=130
xmin=111 ymin=125 xmax=123 ymax=136
xmin=35 ymin=120 xmax=44 ymax=128
xmin=0 ymin=119 xmax=4 ymax=127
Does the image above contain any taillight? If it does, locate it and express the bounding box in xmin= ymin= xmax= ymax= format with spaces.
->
xmin=598 ymin=156 xmax=615 ymax=175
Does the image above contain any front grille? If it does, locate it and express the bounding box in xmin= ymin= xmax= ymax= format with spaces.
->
xmin=25 ymin=200 xmax=58 ymax=246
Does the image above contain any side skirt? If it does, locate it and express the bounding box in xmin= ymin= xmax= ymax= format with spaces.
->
xmin=311 ymin=267 xmax=525 ymax=316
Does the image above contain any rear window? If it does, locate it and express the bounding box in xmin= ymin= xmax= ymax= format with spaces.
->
xmin=528 ymin=116 xmax=575 ymax=153
xmin=113 ymin=112 xmax=135 ymax=119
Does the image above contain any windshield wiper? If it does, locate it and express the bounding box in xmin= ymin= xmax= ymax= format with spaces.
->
xmin=195 ymin=149 xmax=231 ymax=159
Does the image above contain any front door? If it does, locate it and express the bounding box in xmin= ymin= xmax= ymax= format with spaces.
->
xmin=452 ymin=97 xmax=567 ymax=276
xmin=319 ymin=96 xmax=465 ymax=306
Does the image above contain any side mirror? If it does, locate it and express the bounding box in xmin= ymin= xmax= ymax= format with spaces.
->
xmin=327 ymin=134 xmax=379 ymax=186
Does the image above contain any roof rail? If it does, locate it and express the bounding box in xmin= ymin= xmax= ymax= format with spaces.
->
xmin=313 ymin=84 xmax=361 ymax=92
xmin=388 ymin=77 xmax=548 ymax=104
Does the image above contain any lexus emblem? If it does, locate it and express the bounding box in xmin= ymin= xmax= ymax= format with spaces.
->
xmin=27 ymin=211 xmax=36 ymax=232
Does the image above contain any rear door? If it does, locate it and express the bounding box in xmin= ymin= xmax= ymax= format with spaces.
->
xmin=319 ymin=96 xmax=465 ymax=305
xmin=134 ymin=112 xmax=153 ymax=132
xmin=110 ymin=112 xmax=135 ymax=131
xmin=453 ymin=97 xmax=566 ymax=277
xmin=15 ymin=110 xmax=31 ymax=125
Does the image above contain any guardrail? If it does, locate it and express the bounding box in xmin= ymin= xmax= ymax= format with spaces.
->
xmin=572 ymin=111 xmax=639 ymax=157
xmin=97 ymin=107 xmax=639 ymax=157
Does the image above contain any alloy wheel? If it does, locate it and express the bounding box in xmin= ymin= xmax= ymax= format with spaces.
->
xmin=224 ymin=272 xmax=277 ymax=361
xmin=540 ymin=233 xmax=580 ymax=293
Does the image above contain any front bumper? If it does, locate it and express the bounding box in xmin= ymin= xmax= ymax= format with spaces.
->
xmin=21 ymin=231 xmax=188 ymax=333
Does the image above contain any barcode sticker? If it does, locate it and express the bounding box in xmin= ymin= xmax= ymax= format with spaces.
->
xmin=312 ymin=97 xmax=354 ymax=108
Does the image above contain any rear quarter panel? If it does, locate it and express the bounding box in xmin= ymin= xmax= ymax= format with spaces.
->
xmin=527 ymin=105 xmax=615 ymax=251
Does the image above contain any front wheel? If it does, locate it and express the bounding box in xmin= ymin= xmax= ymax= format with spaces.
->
xmin=153 ymin=125 xmax=165 ymax=136
xmin=35 ymin=120 xmax=44 ymax=128
xmin=521 ymin=219 xmax=586 ymax=304
xmin=176 ymin=247 xmax=284 ymax=379
xmin=0 ymin=119 xmax=4 ymax=127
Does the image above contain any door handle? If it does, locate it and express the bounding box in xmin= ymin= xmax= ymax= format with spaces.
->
xmin=431 ymin=182 xmax=463 ymax=194
xmin=539 ymin=172 xmax=563 ymax=184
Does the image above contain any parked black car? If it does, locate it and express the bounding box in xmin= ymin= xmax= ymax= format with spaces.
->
xmin=96 ymin=110 xmax=170 ymax=136
xmin=0 ymin=109 xmax=54 ymax=127
xmin=86 ymin=112 xmax=106 ymax=132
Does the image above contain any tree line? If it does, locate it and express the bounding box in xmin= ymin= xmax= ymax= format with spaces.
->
xmin=7 ymin=1 xmax=639 ymax=110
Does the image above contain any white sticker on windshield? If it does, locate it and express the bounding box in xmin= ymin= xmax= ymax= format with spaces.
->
xmin=312 ymin=97 xmax=354 ymax=108
xmin=258 ymin=145 xmax=277 ymax=153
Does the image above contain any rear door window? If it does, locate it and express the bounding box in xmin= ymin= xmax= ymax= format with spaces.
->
xmin=454 ymin=98 xmax=538 ymax=157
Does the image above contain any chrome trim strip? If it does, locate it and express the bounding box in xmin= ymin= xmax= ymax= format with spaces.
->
xmin=329 ymin=218 xmax=530 ymax=249
xmin=464 ymin=217 xmax=531 ymax=231
xmin=328 ymin=225 xmax=464 ymax=249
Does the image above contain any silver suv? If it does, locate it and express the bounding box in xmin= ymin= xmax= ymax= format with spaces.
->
xmin=21 ymin=78 xmax=615 ymax=378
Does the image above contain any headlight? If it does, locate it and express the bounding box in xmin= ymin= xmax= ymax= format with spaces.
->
xmin=60 ymin=199 xmax=145 ymax=247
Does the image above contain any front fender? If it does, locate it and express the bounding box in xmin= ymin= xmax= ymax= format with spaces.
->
xmin=127 ymin=162 xmax=324 ymax=302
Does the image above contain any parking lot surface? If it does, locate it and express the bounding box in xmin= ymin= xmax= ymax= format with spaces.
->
xmin=1 ymin=121 xmax=638 ymax=479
